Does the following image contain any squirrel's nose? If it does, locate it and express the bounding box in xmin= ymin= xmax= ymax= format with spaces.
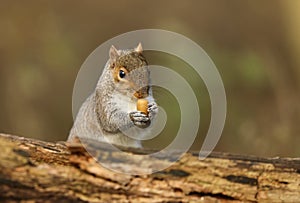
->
xmin=134 ymin=87 xmax=149 ymax=99
xmin=134 ymin=93 xmax=140 ymax=99
xmin=134 ymin=91 xmax=143 ymax=99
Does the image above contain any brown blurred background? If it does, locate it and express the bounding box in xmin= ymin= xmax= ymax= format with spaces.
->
xmin=0 ymin=1 xmax=299 ymax=157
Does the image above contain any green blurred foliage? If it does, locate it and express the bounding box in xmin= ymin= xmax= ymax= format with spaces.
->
xmin=0 ymin=1 xmax=299 ymax=157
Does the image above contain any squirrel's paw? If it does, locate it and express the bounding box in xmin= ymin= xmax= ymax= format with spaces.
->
xmin=129 ymin=111 xmax=150 ymax=128
xmin=148 ymin=102 xmax=158 ymax=120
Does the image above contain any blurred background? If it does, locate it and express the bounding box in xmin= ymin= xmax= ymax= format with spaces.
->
xmin=0 ymin=1 xmax=299 ymax=157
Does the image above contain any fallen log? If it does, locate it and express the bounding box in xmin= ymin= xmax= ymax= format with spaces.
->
xmin=0 ymin=133 xmax=299 ymax=202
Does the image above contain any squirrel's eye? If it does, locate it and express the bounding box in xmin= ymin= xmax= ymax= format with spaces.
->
xmin=119 ymin=70 xmax=126 ymax=78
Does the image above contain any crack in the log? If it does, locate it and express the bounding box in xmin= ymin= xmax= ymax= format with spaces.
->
xmin=164 ymin=176 xmax=240 ymax=202
xmin=67 ymin=178 xmax=132 ymax=199
xmin=0 ymin=176 xmax=32 ymax=189
xmin=38 ymin=145 xmax=65 ymax=153
xmin=194 ymin=151 xmax=300 ymax=171
xmin=225 ymin=175 xmax=258 ymax=186
xmin=0 ymin=177 xmax=85 ymax=202
xmin=155 ymin=169 xmax=190 ymax=177
xmin=278 ymin=180 xmax=289 ymax=185
xmin=0 ymin=190 xmax=87 ymax=203
xmin=168 ymin=169 xmax=190 ymax=177
xmin=233 ymin=160 xmax=256 ymax=169
xmin=13 ymin=149 xmax=30 ymax=158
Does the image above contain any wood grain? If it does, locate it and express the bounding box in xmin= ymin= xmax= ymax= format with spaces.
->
xmin=0 ymin=133 xmax=299 ymax=202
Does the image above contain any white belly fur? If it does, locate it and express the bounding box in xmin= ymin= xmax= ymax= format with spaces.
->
xmin=111 ymin=92 xmax=137 ymax=113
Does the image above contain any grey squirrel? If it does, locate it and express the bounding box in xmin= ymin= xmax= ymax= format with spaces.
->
xmin=68 ymin=43 xmax=158 ymax=148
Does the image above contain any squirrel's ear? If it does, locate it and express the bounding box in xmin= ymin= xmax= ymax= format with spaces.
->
xmin=109 ymin=45 xmax=119 ymax=62
xmin=135 ymin=42 xmax=143 ymax=53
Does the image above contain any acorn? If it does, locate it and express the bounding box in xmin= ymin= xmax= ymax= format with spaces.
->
xmin=137 ymin=99 xmax=148 ymax=115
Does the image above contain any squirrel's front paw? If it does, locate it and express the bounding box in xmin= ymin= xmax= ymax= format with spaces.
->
xmin=148 ymin=102 xmax=158 ymax=120
xmin=129 ymin=111 xmax=150 ymax=128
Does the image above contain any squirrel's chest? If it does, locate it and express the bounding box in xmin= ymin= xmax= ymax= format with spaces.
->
xmin=111 ymin=93 xmax=137 ymax=113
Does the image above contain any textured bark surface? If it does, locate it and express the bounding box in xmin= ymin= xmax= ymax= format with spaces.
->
xmin=0 ymin=133 xmax=299 ymax=203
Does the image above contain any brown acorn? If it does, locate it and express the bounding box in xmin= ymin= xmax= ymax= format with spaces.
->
xmin=137 ymin=99 xmax=148 ymax=115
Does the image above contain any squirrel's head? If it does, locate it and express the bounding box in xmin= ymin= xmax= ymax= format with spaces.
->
xmin=109 ymin=43 xmax=150 ymax=99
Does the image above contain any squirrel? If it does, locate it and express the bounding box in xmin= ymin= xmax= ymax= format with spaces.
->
xmin=68 ymin=43 xmax=158 ymax=148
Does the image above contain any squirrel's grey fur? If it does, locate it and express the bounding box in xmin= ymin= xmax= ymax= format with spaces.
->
xmin=68 ymin=44 xmax=158 ymax=148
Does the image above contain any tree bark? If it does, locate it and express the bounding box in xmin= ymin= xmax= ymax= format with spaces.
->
xmin=0 ymin=133 xmax=299 ymax=203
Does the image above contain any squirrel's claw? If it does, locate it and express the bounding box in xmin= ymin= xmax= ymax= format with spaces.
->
xmin=148 ymin=102 xmax=158 ymax=120
xmin=129 ymin=111 xmax=150 ymax=128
